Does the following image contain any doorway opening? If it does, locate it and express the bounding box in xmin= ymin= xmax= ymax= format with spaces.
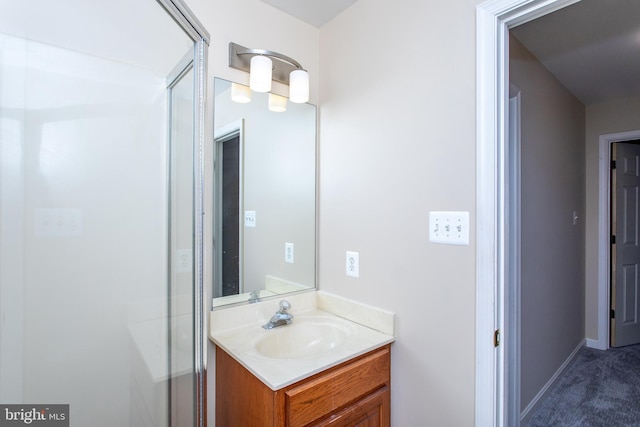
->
xmin=610 ymin=139 xmax=640 ymax=348
xmin=476 ymin=1 xmax=583 ymax=426
xmin=213 ymin=121 xmax=245 ymax=299
xmin=478 ymin=0 xmax=640 ymax=425
xmin=597 ymin=131 xmax=640 ymax=350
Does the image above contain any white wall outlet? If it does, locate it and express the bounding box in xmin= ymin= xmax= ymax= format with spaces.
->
xmin=346 ymin=251 xmax=359 ymax=278
xmin=244 ymin=211 xmax=256 ymax=228
xmin=175 ymin=248 xmax=192 ymax=273
xmin=429 ymin=211 xmax=470 ymax=245
xmin=285 ymin=242 xmax=294 ymax=263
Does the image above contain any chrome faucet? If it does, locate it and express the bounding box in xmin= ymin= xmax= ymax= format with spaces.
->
xmin=248 ymin=290 xmax=261 ymax=304
xmin=262 ymin=300 xmax=293 ymax=329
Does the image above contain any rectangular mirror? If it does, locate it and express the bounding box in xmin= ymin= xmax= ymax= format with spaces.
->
xmin=212 ymin=77 xmax=317 ymax=307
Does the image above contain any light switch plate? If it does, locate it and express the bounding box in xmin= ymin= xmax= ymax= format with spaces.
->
xmin=244 ymin=211 xmax=256 ymax=228
xmin=429 ymin=211 xmax=470 ymax=245
xmin=34 ymin=208 xmax=84 ymax=237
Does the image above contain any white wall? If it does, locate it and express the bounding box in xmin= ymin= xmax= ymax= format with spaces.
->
xmin=319 ymin=0 xmax=481 ymax=424
xmin=1 ymin=0 xmax=189 ymax=78
xmin=188 ymin=0 xmax=319 ymax=103
xmin=510 ymin=34 xmax=586 ymax=412
xmin=585 ymin=95 xmax=640 ymax=340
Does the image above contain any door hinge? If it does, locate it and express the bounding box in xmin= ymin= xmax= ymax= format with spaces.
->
xmin=493 ymin=329 xmax=501 ymax=347
xmin=611 ymin=235 xmax=616 ymax=245
xmin=611 ymin=309 xmax=615 ymax=319
xmin=611 ymin=160 xmax=617 ymax=169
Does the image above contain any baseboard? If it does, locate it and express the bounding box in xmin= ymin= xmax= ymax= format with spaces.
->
xmin=586 ymin=337 xmax=607 ymax=350
xmin=520 ymin=339 xmax=585 ymax=425
xmin=586 ymin=338 xmax=598 ymax=348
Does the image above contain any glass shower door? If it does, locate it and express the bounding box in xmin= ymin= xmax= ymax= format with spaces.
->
xmin=168 ymin=55 xmax=196 ymax=427
xmin=0 ymin=0 xmax=208 ymax=426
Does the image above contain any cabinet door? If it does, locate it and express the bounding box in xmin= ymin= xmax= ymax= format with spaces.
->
xmin=310 ymin=386 xmax=390 ymax=427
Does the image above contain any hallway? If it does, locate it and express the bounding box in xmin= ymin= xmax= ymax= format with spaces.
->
xmin=526 ymin=344 xmax=640 ymax=426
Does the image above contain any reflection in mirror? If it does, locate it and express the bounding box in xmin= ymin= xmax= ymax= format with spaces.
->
xmin=212 ymin=78 xmax=316 ymax=307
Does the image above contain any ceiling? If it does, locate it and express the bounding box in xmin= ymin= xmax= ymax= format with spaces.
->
xmin=261 ymin=0 xmax=640 ymax=106
xmin=503 ymin=0 xmax=640 ymax=105
xmin=258 ymin=0 xmax=357 ymax=28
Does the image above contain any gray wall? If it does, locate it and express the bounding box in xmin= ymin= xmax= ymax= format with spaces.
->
xmin=510 ymin=34 xmax=586 ymax=411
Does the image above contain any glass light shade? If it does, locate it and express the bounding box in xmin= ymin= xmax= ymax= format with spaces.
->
xmin=250 ymin=55 xmax=272 ymax=93
xmin=231 ymin=83 xmax=251 ymax=103
xmin=268 ymin=93 xmax=287 ymax=112
xmin=289 ymin=69 xmax=309 ymax=103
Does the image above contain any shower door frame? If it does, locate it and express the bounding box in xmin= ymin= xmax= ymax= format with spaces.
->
xmin=156 ymin=1 xmax=209 ymax=426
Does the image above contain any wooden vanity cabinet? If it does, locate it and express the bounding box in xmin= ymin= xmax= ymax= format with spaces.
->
xmin=215 ymin=344 xmax=391 ymax=427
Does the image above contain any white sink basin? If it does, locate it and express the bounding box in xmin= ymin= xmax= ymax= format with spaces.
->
xmin=255 ymin=316 xmax=356 ymax=359
xmin=210 ymin=301 xmax=395 ymax=390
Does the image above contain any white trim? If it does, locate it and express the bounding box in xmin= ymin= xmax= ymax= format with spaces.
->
xmin=520 ymin=339 xmax=585 ymax=424
xmin=476 ymin=6 xmax=504 ymax=425
xmin=213 ymin=120 xmax=243 ymax=141
xmin=594 ymin=130 xmax=640 ymax=351
xmin=585 ymin=338 xmax=600 ymax=348
xmin=476 ymin=1 xmax=582 ymax=426
xmin=506 ymin=91 xmax=522 ymax=427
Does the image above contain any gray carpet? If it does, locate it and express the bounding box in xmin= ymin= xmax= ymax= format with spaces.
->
xmin=526 ymin=344 xmax=640 ymax=427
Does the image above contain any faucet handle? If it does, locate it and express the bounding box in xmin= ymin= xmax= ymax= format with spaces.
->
xmin=279 ymin=300 xmax=291 ymax=313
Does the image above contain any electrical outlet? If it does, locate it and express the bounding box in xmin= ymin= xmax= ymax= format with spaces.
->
xmin=244 ymin=211 xmax=256 ymax=228
xmin=346 ymin=251 xmax=359 ymax=278
xmin=175 ymin=248 xmax=192 ymax=273
xmin=285 ymin=242 xmax=294 ymax=263
xmin=429 ymin=211 xmax=470 ymax=245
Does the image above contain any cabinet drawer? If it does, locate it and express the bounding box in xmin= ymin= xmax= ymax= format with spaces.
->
xmin=310 ymin=386 xmax=390 ymax=427
xmin=285 ymin=347 xmax=390 ymax=427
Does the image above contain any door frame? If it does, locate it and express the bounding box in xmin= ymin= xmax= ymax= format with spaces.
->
xmin=506 ymin=88 xmax=522 ymax=427
xmin=596 ymin=130 xmax=640 ymax=350
xmin=475 ymin=0 xmax=581 ymax=425
xmin=155 ymin=1 xmax=210 ymax=426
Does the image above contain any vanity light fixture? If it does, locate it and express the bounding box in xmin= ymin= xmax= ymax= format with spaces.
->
xmin=289 ymin=69 xmax=309 ymax=104
xmin=228 ymin=42 xmax=309 ymax=104
xmin=231 ymin=83 xmax=251 ymax=103
xmin=268 ymin=93 xmax=288 ymax=112
xmin=249 ymin=55 xmax=272 ymax=93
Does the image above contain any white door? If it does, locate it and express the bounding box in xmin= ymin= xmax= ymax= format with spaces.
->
xmin=611 ymin=141 xmax=640 ymax=347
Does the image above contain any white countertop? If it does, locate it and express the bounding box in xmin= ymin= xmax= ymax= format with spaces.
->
xmin=209 ymin=291 xmax=395 ymax=390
